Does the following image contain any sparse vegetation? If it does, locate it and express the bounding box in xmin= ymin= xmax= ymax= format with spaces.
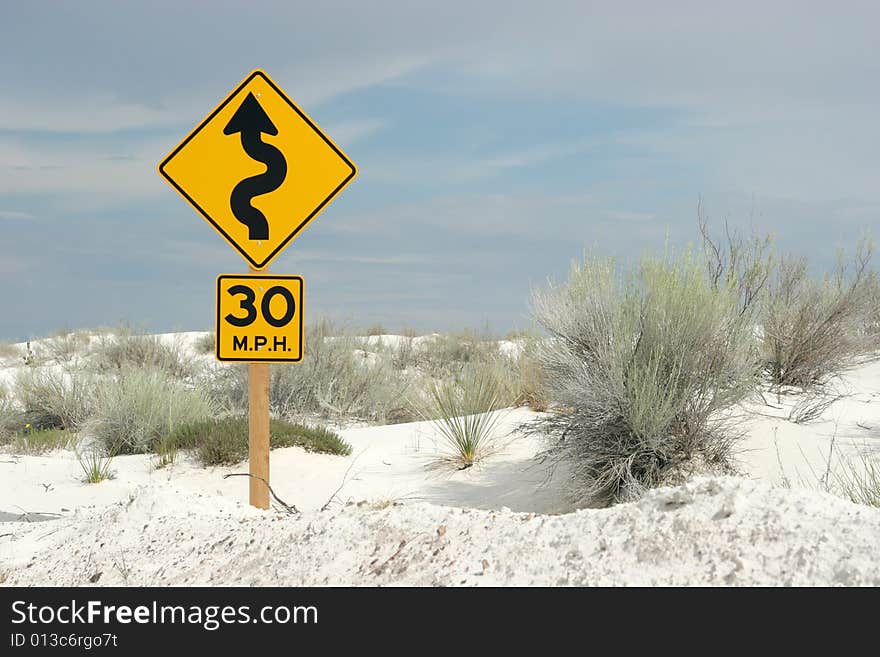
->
xmin=168 ymin=416 xmax=350 ymax=466
xmin=11 ymin=428 xmax=77 ymax=454
xmin=193 ymin=332 xmax=215 ymax=355
xmin=210 ymin=322 xmax=410 ymax=423
xmin=420 ymin=367 xmax=506 ymax=468
xmin=89 ymin=368 xmax=215 ymax=454
xmin=778 ymin=431 xmax=880 ymax=508
xmin=415 ymin=330 xmax=501 ymax=378
xmin=532 ymin=248 xmax=762 ymax=506
xmin=153 ymin=434 xmax=179 ymax=469
xmin=89 ymin=328 xmax=196 ymax=380
xmin=77 ymin=446 xmax=115 ymax=483
xmin=0 ymin=341 xmax=21 ymax=361
xmin=833 ymin=449 xmax=880 ymax=507
xmin=761 ymin=241 xmax=875 ymax=389
xmin=14 ymin=366 xmax=97 ymax=431
xmin=0 ymin=383 xmax=18 ymax=442
xmin=41 ymin=330 xmax=91 ymax=364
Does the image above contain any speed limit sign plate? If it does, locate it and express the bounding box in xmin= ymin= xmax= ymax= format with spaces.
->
xmin=216 ymin=274 xmax=303 ymax=362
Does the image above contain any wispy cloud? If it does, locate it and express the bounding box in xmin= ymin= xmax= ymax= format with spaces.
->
xmin=0 ymin=210 xmax=34 ymax=220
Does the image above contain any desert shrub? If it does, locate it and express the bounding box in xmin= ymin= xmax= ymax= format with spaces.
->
xmin=41 ymin=330 xmax=91 ymax=364
xmin=493 ymin=336 xmax=549 ymax=411
xmin=193 ymin=332 xmax=215 ymax=355
xmin=89 ymin=368 xmax=215 ymax=454
xmin=418 ymin=330 xmax=500 ymax=375
xmin=365 ymin=324 xmax=387 ymax=337
xmin=209 ymin=323 xmax=409 ymax=423
xmin=0 ymin=384 xmax=19 ymax=442
xmin=89 ymin=329 xmax=195 ymax=380
xmin=14 ymin=366 xmax=97 ymax=431
xmin=762 ymin=242 xmax=874 ymax=389
xmin=419 ymin=366 xmax=506 ymax=468
xmin=860 ymin=271 xmax=880 ymax=347
xmin=169 ymin=416 xmax=350 ymax=466
xmin=532 ymin=249 xmax=761 ymax=506
xmin=12 ymin=428 xmax=77 ymax=454
xmin=699 ymin=214 xmax=775 ymax=316
xmin=386 ymin=335 xmax=417 ymax=372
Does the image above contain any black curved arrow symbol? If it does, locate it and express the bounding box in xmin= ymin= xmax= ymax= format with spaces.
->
xmin=223 ymin=92 xmax=287 ymax=240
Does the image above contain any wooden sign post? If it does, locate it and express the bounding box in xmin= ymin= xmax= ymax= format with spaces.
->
xmin=248 ymin=266 xmax=270 ymax=510
xmin=248 ymin=367 xmax=271 ymax=509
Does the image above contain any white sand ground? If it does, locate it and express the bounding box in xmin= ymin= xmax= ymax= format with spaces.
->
xmin=1 ymin=332 xmax=879 ymax=586
xmin=3 ymin=477 xmax=878 ymax=586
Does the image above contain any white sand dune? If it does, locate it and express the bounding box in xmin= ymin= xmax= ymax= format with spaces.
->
xmin=2 ymin=477 xmax=877 ymax=586
xmin=1 ymin=332 xmax=879 ymax=586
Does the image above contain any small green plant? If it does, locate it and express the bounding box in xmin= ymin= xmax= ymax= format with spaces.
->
xmin=169 ymin=417 xmax=350 ymax=466
xmin=11 ymin=428 xmax=77 ymax=454
xmin=421 ymin=368 xmax=505 ymax=468
xmin=153 ymin=435 xmax=179 ymax=469
xmin=77 ymin=446 xmax=115 ymax=483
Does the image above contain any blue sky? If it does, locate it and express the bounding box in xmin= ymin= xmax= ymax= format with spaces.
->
xmin=1 ymin=1 xmax=878 ymax=340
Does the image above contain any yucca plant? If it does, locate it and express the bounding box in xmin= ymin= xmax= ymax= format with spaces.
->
xmin=77 ymin=446 xmax=115 ymax=483
xmin=423 ymin=368 xmax=506 ymax=468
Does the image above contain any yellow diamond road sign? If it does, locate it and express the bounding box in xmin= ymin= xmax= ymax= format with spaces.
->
xmin=158 ymin=69 xmax=357 ymax=269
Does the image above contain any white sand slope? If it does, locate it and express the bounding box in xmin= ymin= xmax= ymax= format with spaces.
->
xmin=0 ymin=408 xmax=567 ymax=519
xmin=2 ymin=332 xmax=879 ymax=586
xmin=3 ymin=477 xmax=878 ymax=586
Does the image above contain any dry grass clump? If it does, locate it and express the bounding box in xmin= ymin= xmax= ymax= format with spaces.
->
xmin=89 ymin=328 xmax=196 ymax=380
xmin=88 ymin=368 xmax=215 ymax=454
xmin=210 ymin=321 xmax=410 ymax=424
xmin=14 ymin=366 xmax=97 ymax=431
xmin=41 ymin=330 xmax=92 ymax=364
